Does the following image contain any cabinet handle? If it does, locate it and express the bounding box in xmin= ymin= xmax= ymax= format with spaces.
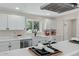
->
xmin=6 ymin=28 xmax=9 ymax=30
xmin=8 ymin=45 xmax=11 ymax=51
xmin=8 ymin=45 xmax=11 ymax=48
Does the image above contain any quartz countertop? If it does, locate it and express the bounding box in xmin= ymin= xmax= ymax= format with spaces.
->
xmin=0 ymin=40 xmax=79 ymax=56
xmin=17 ymin=36 xmax=32 ymax=39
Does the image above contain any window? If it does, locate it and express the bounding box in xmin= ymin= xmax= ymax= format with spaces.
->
xmin=26 ymin=21 xmax=39 ymax=32
xmin=33 ymin=21 xmax=39 ymax=31
xmin=26 ymin=21 xmax=32 ymax=31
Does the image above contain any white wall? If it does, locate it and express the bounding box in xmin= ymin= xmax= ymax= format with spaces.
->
xmin=56 ymin=10 xmax=78 ymax=41
xmin=56 ymin=19 xmax=64 ymax=42
xmin=26 ymin=17 xmax=56 ymax=32
xmin=63 ymin=20 xmax=73 ymax=40
xmin=72 ymin=20 xmax=76 ymax=37
xmin=44 ymin=19 xmax=56 ymax=30
xmin=76 ymin=14 xmax=79 ymax=38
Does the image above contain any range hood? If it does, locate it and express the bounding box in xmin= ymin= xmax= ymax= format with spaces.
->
xmin=40 ymin=3 xmax=78 ymax=13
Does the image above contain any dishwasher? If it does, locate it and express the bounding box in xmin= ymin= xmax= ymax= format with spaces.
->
xmin=20 ymin=39 xmax=32 ymax=48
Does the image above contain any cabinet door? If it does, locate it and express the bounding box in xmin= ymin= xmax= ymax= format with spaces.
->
xmin=0 ymin=14 xmax=7 ymax=30
xmin=8 ymin=15 xmax=25 ymax=30
xmin=10 ymin=40 xmax=20 ymax=50
xmin=0 ymin=41 xmax=9 ymax=52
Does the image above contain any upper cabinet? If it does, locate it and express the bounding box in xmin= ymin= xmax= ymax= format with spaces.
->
xmin=8 ymin=15 xmax=25 ymax=30
xmin=0 ymin=14 xmax=8 ymax=30
xmin=0 ymin=14 xmax=25 ymax=30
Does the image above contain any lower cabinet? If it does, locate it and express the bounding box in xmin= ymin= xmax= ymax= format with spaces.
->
xmin=0 ymin=39 xmax=33 ymax=52
xmin=0 ymin=41 xmax=9 ymax=52
xmin=9 ymin=40 xmax=20 ymax=50
xmin=0 ymin=40 xmax=20 ymax=52
xmin=0 ymin=39 xmax=32 ymax=52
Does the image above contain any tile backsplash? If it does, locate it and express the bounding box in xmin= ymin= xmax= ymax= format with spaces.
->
xmin=0 ymin=30 xmax=45 ymax=38
xmin=0 ymin=30 xmax=26 ymax=38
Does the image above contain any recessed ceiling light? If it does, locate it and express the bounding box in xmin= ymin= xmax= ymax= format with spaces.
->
xmin=46 ymin=13 xmax=50 ymax=15
xmin=16 ymin=7 xmax=20 ymax=10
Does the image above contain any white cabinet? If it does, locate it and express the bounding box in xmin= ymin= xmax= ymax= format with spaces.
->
xmin=56 ymin=19 xmax=64 ymax=42
xmin=10 ymin=40 xmax=20 ymax=50
xmin=0 ymin=14 xmax=25 ymax=30
xmin=0 ymin=41 xmax=9 ymax=52
xmin=0 ymin=40 xmax=20 ymax=52
xmin=0 ymin=14 xmax=7 ymax=30
xmin=8 ymin=15 xmax=25 ymax=30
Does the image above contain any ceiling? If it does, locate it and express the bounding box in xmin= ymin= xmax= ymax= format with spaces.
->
xmin=0 ymin=3 xmax=78 ymax=18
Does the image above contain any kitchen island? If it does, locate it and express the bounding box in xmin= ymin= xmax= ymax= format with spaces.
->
xmin=0 ymin=40 xmax=79 ymax=56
